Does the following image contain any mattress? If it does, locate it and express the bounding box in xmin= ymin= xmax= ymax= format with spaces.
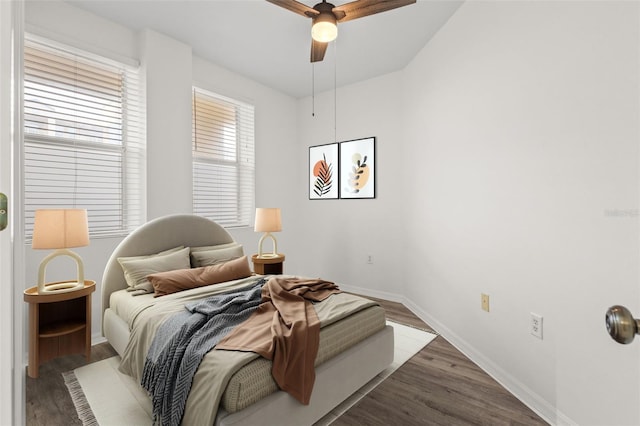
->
xmin=222 ymin=304 xmax=386 ymax=412
xmin=110 ymin=284 xmax=386 ymax=415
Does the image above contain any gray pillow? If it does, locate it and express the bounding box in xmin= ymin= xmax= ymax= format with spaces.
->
xmin=190 ymin=243 xmax=244 ymax=267
xmin=118 ymin=246 xmax=191 ymax=289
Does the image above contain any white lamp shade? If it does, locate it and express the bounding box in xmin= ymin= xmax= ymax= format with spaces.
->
xmin=254 ymin=208 xmax=282 ymax=233
xmin=32 ymin=209 xmax=89 ymax=249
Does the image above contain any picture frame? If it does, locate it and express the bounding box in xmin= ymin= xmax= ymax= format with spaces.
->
xmin=309 ymin=143 xmax=339 ymax=200
xmin=339 ymin=137 xmax=376 ymax=199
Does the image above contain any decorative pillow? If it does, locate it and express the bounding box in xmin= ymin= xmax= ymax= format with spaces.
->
xmin=190 ymin=242 xmax=240 ymax=253
xmin=190 ymin=243 xmax=244 ymax=268
xmin=118 ymin=246 xmax=191 ymax=290
xmin=148 ymin=256 xmax=252 ymax=297
xmin=121 ymin=246 xmax=186 ymax=295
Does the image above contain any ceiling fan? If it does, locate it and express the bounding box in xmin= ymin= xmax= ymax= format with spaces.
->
xmin=267 ymin=0 xmax=416 ymax=63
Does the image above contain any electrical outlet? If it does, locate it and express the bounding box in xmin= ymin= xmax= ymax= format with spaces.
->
xmin=481 ymin=293 xmax=490 ymax=312
xmin=367 ymin=255 xmax=373 ymax=264
xmin=531 ymin=313 xmax=543 ymax=339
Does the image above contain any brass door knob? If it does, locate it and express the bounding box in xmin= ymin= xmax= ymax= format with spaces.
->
xmin=605 ymin=305 xmax=640 ymax=344
xmin=0 ymin=193 xmax=6 ymax=231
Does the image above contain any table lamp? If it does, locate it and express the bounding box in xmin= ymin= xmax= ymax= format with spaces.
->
xmin=255 ymin=208 xmax=281 ymax=259
xmin=32 ymin=208 xmax=89 ymax=294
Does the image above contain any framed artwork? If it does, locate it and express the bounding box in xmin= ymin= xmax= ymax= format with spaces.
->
xmin=339 ymin=137 xmax=376 ymax=199
xmin=309 ymin=143 xmax=339 ymax=200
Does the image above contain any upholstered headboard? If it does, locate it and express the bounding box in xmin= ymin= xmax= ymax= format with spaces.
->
xmin=101 ymin=214 xmax=234 ymax=316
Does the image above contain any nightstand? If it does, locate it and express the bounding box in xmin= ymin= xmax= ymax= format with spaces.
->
xmin=23 ymin=280 xmax=95 ymax=378
xmin=251 ymin=254 xmax=285 ymax=275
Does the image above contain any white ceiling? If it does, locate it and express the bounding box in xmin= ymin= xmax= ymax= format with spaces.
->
xmin=67 ymin=0 xmax=463 ymax=98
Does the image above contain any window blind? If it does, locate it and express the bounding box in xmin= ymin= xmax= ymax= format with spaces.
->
xmin=192 ymin=88 xmax=255 ymax=228
xmin=24 ymin=37 xmax=145 ymax=240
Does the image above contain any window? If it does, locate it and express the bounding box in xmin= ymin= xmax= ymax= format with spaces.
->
xmin=192 ymin=87 xmax=255 ymax=228
xmin=23 ymin=37 xmax=145 ymax=240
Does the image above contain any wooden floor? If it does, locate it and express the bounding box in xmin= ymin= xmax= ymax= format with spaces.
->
xmin=26 ymin=343 xmax=116 ymax=426
xmin=26 ymin=299 xmax=547 ymax=426
xmin=334 ymin=298 xmax=547 ymax=426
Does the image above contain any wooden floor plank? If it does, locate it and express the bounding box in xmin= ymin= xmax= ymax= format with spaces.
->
xmin=26 ymin=298 xmax=547 ymax=426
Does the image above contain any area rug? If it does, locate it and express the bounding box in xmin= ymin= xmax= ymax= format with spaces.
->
xmin=63 ymin=321 xmax=437 ymax=426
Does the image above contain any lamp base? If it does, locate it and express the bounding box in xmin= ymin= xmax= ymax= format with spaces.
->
xmin=37 ymin=248 xmax=86 ymax=294
xmin=255 ymin=253 xmax=280 ymax=259
xmin=38 ymin=280 xmax=84 ymax=294
xmin=258 ymin=232 xmax=279 ymax=259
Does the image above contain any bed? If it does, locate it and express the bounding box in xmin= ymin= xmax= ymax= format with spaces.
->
xmin=101 ymin=214 xmax=394 ymax=426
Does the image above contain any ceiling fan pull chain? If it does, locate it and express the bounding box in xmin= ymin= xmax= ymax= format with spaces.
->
xmin=312 ymin=63 xmax=315 ymax=117
xmin=334 ymin=40 xmax=337 ymax=143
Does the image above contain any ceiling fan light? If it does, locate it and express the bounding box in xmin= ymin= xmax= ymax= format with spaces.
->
xmin=311 ymin=13 xmax=337 ymax=43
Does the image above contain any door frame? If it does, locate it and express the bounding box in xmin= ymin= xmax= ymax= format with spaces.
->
xmin=1 ymin=1 xmax=25 ymax=424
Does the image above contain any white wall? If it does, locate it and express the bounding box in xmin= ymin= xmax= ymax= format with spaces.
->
xmin=25 ymin=0 xmax=138 ymax=63
xmin=401 ymin=1 xmax=640 ymax=425
xmin=295 ymin=71 xmax=407 ymax=300
xmin=142 ymin=29 xmax=193 ymax=219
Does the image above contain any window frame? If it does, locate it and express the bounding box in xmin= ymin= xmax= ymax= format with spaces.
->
xmin=23 ymin=35 xmax=145 ymax=241
xmin=192 ymin=87 xmax=255 ymax=229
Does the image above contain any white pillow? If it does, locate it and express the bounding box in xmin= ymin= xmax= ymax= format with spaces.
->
xmin=118 ymin=246 xmax=191 ymax=288
xmin=190 ymin=243 xmax=244 ymax=267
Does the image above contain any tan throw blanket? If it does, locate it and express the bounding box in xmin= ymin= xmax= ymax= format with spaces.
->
xmin=216 ymin=277 xmax=341 ymax=405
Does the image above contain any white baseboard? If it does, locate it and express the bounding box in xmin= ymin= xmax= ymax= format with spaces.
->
xmin=92 ymin=333 xmax=107 ymax=346
xmin=401 ymin=297 xmax=575 ymax=426
xmin=337 ymin=283 xmax=403 ymax=303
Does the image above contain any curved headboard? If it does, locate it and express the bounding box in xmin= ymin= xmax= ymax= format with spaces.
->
xmin=101 ymin=214 xmax=234 ymax=316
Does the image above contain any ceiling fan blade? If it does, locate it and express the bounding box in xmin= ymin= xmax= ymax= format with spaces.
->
xmin=333 ymin=0 xmax=416 ymax=23
xmin=266 ymin=0 xmax=319 ymax=18
xmin=311 ymin=39 xmax=328 ymax=63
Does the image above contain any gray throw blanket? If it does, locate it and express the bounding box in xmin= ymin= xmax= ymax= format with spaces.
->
xmin=141 ymin=280 xmax=265 ymax=426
